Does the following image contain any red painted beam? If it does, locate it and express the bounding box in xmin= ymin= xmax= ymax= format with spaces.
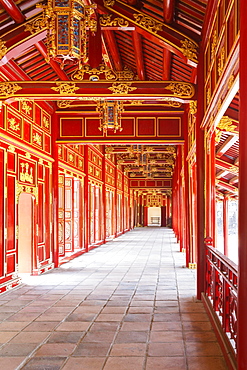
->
xmin=102 ymin=30 xmax=123 ymax=71
xmin=132 ymin=32 xmax=145 ymax=80
xmin=8 ymin=60 xmax=31 ymax=80
xmin=162 ymin=48 xmax=171 ymax=80
xmin=89 ymin=16 xmax=102 ymax=68
xmin=35 ymin=42 xmax=69 ymax=81
xmin=0 ymin=0 xmax=25 ymax=24
xmin=163 ymin=0 xmax=175 ymax=24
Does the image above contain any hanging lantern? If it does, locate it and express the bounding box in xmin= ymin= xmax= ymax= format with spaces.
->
xmin=38 ymin=0 xmax=97 ymax=68
xmin=97 ymin=101 xmax=124 ymax=133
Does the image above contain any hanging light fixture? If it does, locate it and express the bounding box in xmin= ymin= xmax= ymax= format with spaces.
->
xmin=38 ymin=0 xmax=97 ymax=68
xmin=97 ymin=101 xmax=124 ymax=133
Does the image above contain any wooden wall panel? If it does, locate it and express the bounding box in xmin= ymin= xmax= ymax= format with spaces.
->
xmin=0 ymin=148 xmax=5 ymax=278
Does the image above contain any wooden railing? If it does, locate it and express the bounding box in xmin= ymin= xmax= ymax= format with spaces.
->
xmin=205 ymin=242 xmax=238 ymax=353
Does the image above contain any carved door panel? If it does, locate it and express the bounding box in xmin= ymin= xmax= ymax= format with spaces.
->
xmin=95 ymin=186 xmax=100 ymax=242
xmin=65 ymin=177 xmax=73 ymax=253
xmin=73 ymin=179 xmax=80 ymax=250
xmin=58 ymin=174 xmax=65 ymax=256
xmin=89 ymin=184 xmax=95 ymax=245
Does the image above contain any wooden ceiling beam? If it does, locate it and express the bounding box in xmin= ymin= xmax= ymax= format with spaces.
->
xmin=95 ymin=0 xmax=198 ymax=66
xmin=162 ymin=48 xmax=171 ymax=80
xmin=132 ymin=32 xmax=146 ymax=80
xmin=2 ymin=80 xmax=195 ymax=104
xmin=216 ymin=179 xmax=238 ymax=194
xmin=35 ymin=42 xmax=69 ymax=81
xmin=229 ymin=176 xmax=238 ymax=185
xmin=163 ymin=0 xmax=175 ymax=24
xmin=215 ymin=158 xmax=238 ymax=175
xmin=0 ymin=0 xmax=25 ymax=24
xmin=102 ymin=30 xmax=123 ymax=71
xmin=216 ymin=135 xmax=239 ymax=157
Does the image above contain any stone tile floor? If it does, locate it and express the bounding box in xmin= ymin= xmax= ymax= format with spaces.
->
xmin=0 ymin=227 xmax=228 ymax=369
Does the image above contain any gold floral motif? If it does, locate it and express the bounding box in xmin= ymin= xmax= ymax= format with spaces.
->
xmin=165 ymin=82 xmax=194 ymax=98
xmin=8 ymin=118 xmax=20 ymax=131
xmin=218 ymin=47 xmax=225 ymax=77
xmin=103 ymin=54 xmax=109 ymax=63
xmin=103 ymin=0 xmax=115 ymax=6
xmin=133 ymin=13 xmax=163 ymax=34
xmin=25 ymin=15 xmax=47 ymax=34
xmin=52 ymin=82 xmax=79 ymax=95
xmin=33 ymin=132 xmax=42 ymax=146
xmin=69 ymin=154 xmax=74 ymax=162
xmin=108 ymin=82 xmax=137 ymax=94
xmin=217 ymin=116 xmax=237 ymax=133
xmin=211 ymin=30 xmax=217 ymax=60
xmin=206 ymin=88 xmax=211 ymax=105
xmin=25 ymin=152 xmax=31 ymax=159
xmin=0 ymin=39 xmax=7 ymax=59
xmin=100 ymin=14 xmax=129 ymax=27
xmin=228 ymin=74 xmax=235 ymax=89
xmin=189 ymin=101 xmax=197 ymax=115
xmin=43 ymin=116 xmax=50 ymax=128
xmin=21 ymin=101 xmax=32 ymax=114
xmin=72 ymin=64 xmax=135 ymax=81
xmin=0 ymin=83 xmax=22 ymax=97
xmin=180 ymin=39 xmax=198 ymax=61
xmin=7 ymin=145 xmax=15 ymax=153
xmin=20 ymin=162 xmax=34 ymax=184
xmin=57 ymin=100 xmax=72 ymax=108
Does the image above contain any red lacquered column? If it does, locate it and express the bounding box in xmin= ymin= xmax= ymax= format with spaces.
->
xmin=184 ymin=110 xmax=190 ymax=266
xmin=238 ymin=1 xmax=247 ymax=366
xmin=84 ymin=146 xmax=89 ymax=252
xmin=102 ymin=147 xmax=106 ymax=242
xmin=143 ymin=206 xmax=148 ymax=227
xmin=223 ymin=195 xmax=229 ymax=257
xmin=51 ymin=113 xmax=59 ymax=268
xmin=196 ymin=51 xmax=205 ymax=300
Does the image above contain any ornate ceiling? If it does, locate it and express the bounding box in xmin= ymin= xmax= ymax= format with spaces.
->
xmin=0 ymin=0 xmax=208 ymax=181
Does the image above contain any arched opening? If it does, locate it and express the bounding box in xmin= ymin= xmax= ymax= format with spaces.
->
xmin=18 ymin=192 xmax=34 ymax=274
xmin=148 ymin=207 xmax=161 ymax=226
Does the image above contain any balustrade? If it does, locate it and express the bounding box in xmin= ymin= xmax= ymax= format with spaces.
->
xmin=205 ymin=243 xmax=238 ymax=353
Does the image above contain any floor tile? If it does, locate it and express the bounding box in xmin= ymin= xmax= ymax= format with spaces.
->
xmin=62 ymin=357 xmax=105 ymax=370
xmin=34 ymin=343 xmax=76 ymax=357
xmin=21 ymin=356 xmax=66 ymax=369
xmin=103 ymin=356 xmax=144 ymax=370
xmin=0 ymin=357 xmax=26 ymax=370
xmin=0 ymin=228 xmax=229 ymax=369
xmin=146 ymin=356 xmax=187 ymax=370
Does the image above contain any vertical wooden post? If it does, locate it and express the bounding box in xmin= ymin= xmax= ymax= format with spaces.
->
xmin=102 ymin=147 xmax=106 ymax=243
xmin=223 ymin=195 xmax=228 ymax=257
xmin=196 ymin=51 xmax=205 ymax=300
xmin=51 ymin=113 xmax=59 ymax=268
xmin=184 ymin=109 xmax=190 ymax=266
xmin=238 ymin=2 xmax=247 ymax=366
xmin=84 ymin=146 xmax=89 ymax=252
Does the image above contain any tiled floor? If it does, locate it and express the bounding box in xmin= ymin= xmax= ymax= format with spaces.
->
xmin=0 ymin=227 xmax=228 ymax=370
